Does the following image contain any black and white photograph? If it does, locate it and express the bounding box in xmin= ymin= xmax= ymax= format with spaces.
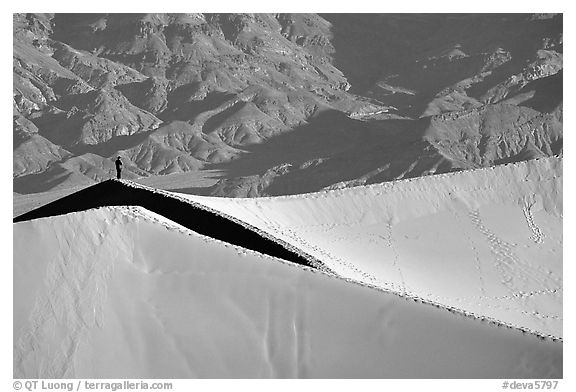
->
xmin=9 ymin=4 xmax=568 ymax=385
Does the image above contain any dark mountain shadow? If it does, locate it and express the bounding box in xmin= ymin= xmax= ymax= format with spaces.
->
xmin=13 ymin=166 xmax=75 ymax=194
xmin=202 ymin=101 xmax=245 ymax=133
xmin=51 ymin=14 xmax=106 ymax=50
xmin=263 ymin=119 xmax=436 ymax=196
xmin=207 ymin=109 xmax=430 ymax=196
xmin=321 ymin=14 xmax=442 ymax=94
xmin=325 ymin=14 xmax=562 ymax=115
xmin=160 ymin=87 xmax=237 ymax=122
xmin=465 ymin=55 xmax=535 ymax=101
xmin=207 ymin=109 xmax=375 ymax=178
xmin=165 ymin=186 xmax=215 ymax=196
xmin=464 ymin=15 xmax=563 ymax=100
xmin=66 ymin=130 xmax=156 ymax=156
xmin=514 ymin=71 xmax=563 ymax=113
xmin=53 ymin=89 xmax=105 ymax=110
xmin=550 ymin=138 xmax=563 ymax=155
xmin=13 ymin=132 xmax=29 ymax=150
xmin=29 ymin=110 xmax=83 ymax=148
xmin=51 ymin=14 xmax=148 ymax=53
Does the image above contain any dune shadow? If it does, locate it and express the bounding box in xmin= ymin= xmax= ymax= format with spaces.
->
xmin=14 ymin=180 xmax=320 ymax=270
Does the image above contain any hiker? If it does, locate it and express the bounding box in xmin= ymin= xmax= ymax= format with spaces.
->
xmin=115 ymin=156 xmax=123 ymax=179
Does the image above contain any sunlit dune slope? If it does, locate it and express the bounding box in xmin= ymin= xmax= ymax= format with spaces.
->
xmin=14 ymin=207 xmax=561 ymax=378
xmin=182 ymin=156 xmax=563 ymax=338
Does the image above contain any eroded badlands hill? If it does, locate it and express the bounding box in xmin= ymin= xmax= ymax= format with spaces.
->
xmin=14 ymin=14 xmax=562 ymax=196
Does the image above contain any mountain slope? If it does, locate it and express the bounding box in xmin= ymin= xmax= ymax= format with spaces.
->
xmin=14 ymin=13 xmax=562 ymax=196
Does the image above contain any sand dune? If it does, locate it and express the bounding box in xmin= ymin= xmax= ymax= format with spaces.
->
xmin=14 ymin=206 xmax=562 ymax=378
xmin=182 ymin=156 xmax=563 ymax=338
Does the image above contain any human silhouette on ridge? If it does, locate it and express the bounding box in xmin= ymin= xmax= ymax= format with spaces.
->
xmin=115 ymin=156 xmax=123 ymax=179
